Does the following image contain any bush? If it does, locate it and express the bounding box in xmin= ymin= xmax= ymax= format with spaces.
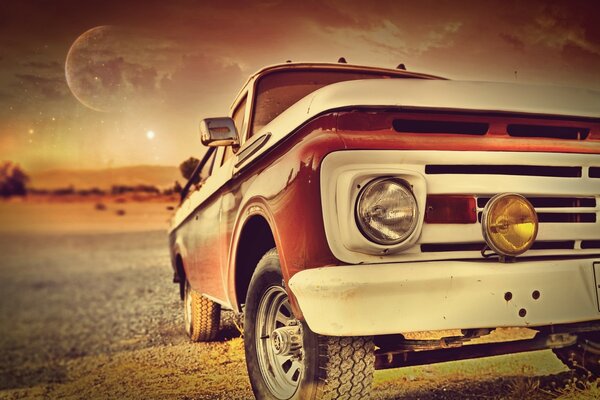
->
xmin=29 ymin=188 xmax=49 ymax=195
xmin=52 ymin=186 xmax=75 ymax=196
xmin=0 ymin=161 xmax=29 ymax=197
xmin=79 ymin=188 xmax=106 ymax=196
xmin=173 ymin=180 xmax=182 ymax=193
xmin=111 ymin=184 xmax=160 ymax=195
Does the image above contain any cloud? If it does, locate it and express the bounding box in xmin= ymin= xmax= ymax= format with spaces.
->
xmin=508 ymin=4 xmax=600 ymax=56
xmin=14 ymin=73 xmax=68 ymax=99
xmin=499 ymin=33 xmax=525 ymax=51
xmin=316 ymin=17 xmax=463 ymax=61
xmin=71 ymin=55 xmax=158 ymax=93
xmin=22 ymin=61 xmax=62 ymax=70
xmin=159 ymin=53 xmax=245 ymax=112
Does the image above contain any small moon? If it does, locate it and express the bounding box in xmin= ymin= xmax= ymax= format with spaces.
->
xmin=65 ymin=26 xmax=155 ymax=113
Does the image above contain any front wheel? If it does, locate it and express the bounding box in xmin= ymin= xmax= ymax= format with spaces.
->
xmin=244 ymin=248 xmax=375 ymax=400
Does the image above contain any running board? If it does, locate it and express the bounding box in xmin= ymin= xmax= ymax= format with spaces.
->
xmin=374 ymin=333 xmax=577 ymax=370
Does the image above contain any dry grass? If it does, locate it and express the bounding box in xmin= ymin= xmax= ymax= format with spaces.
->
xmin=2 ymin=320 xmax=600 ymax=400
xmin=557 ymin=379 xmax=600 ymax=399
xmin=0 ymin=339 xmax=253 ymax=400
xmin=5 ymin=339 xmax=600 ymax=400
xmin=371 ymin=349 xmax=600 ymax=400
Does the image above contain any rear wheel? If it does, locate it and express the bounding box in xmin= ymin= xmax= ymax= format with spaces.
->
xmin=553 ymin=332 xmax=600 ymax=378
xmin=183 ymin=279 xmax=221 ymax=342
xmin=244 ymin=248 xmax=375 ymax=400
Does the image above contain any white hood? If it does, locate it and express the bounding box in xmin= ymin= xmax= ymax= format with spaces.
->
xmin=307 ymin=79 xmax=600 ymax=119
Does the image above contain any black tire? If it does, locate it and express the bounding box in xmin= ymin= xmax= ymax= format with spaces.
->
xmin=183 ymin=279 xmax=221 ymax=342
xmin=244 ymin=248 xmax=375 ymax=400
xmin=553 ymin=332 xmax=600 ymax=378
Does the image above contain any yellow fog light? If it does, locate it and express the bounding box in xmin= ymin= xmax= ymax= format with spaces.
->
xmin=482 ymin=193 xmax=538 ymax=258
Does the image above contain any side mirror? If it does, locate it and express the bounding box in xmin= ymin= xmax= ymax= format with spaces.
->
xmin=199 ymin=117 xmax=240 ymax=147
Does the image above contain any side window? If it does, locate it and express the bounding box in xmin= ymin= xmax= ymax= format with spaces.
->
xmin=198 ymin=150 xmax=216 ymax=183
xmin=224 ymin=95 xmax=246 ymax=164
xmin=232 ymin=96 xmax=247 ymax=133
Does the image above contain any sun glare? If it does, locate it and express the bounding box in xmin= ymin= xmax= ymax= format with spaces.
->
xmin=146 ymin=130 xmax=155 ymax=140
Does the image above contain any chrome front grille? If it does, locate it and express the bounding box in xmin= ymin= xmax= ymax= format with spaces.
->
xmin=418 ymin=153 xmax=600 ymax=259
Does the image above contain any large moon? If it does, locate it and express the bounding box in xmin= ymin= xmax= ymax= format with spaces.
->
xmin=65 ymin=26 xmax=157 ymax=113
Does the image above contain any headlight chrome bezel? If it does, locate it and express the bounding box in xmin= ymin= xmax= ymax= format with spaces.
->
xmin=355 ymin=177 xmax=419 ymax=246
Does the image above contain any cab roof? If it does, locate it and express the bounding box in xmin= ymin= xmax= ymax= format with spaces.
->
xmin=248 ymin=61 xmax=444 ymax=81
xmin=231 ymin=62 xmax=445 ymax=109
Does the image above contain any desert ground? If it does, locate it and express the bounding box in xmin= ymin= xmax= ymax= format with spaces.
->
xmin=0 ymin=199 xmax=598 ymax=399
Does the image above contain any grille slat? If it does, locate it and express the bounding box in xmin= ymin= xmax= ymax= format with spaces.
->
xmin=393 ymin=119 xmax=489 ymax=135
xmin=421 ymin=241 xmax=577 ymax=253
xmin=425 ymin=165 xmax=582 ymax=178
xmin=537 ymin=213 xmax=596 ymax=223
xmin=582 ymin=241 xmax=600 ymax=249
xmin=507 ymin=124 xmax=590 ymax=140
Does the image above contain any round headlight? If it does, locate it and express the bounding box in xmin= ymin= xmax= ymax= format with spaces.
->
xmin=482 ymin=193 xmax=538 ymax=257
xmin=355 ymin=178 xmax=418 ymax=245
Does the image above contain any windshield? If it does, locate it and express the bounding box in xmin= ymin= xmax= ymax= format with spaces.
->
xmin=251 ymin=69 xmax=413 ymax=135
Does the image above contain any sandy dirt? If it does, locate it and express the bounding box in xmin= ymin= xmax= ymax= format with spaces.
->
xmin=0 ymin=197 xmax=175 ymax=234
xmin=0 ymin=201 xmax=597 ymax=399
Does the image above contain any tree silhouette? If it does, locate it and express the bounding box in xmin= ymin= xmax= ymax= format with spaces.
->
xmin=0 ymin=161 xmax=29 ymax=197
xmin=179 ymin=157 xmax=200 ymax=184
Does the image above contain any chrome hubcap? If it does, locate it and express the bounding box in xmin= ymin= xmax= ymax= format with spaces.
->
xmin=271 ymin=324 xmax=302 ymax=356
xmin=256 ymin=286 xmax=304 ymax=399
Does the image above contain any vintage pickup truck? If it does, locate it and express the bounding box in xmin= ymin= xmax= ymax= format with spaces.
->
xmin=168 ymin=61 xmax=600 ymax=400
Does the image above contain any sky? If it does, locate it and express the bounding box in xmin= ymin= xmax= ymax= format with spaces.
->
xmin=0 ymin=0 xmax=599 ymax=172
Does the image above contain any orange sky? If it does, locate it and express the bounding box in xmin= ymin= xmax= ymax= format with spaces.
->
xmin=0 ymin=0 xmax=599 ymax=172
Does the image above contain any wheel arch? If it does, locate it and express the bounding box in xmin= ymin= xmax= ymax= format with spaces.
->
xmin=174 ymin=253 xmax=186 ymax=300
xmin=231 ymin=210 xmax=277 ymax=312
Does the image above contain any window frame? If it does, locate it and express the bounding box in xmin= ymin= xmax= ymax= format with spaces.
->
xmin=222 ymin=93 xmax=248 ymax=165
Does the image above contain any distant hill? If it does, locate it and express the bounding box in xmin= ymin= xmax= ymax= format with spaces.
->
xmin=29 ymin=165 xmax=181 ymax=190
